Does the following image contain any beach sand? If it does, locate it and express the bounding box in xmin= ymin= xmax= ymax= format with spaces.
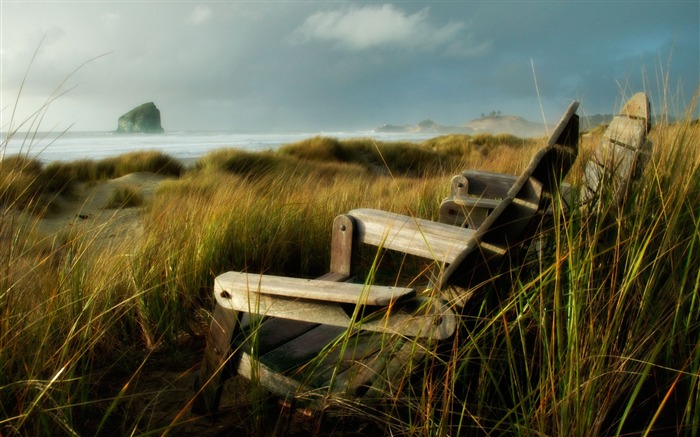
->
xmin=36 ymin=171 xmax=169 ymax=247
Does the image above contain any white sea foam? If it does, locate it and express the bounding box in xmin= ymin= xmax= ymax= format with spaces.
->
xmin=1 ymin=130 xmax=440 ymax=163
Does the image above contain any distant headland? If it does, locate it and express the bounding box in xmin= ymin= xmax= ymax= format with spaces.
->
xmin=375 ymin=112 xmax=619 ymax=138
xmin=116 ymin=102 xmax=164 ymax=134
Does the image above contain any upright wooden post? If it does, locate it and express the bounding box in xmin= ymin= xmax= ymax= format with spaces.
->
xmin=328 ymin=214 xmax=354 ymax=280
xmin=191 ymin=302 xmax=239 ymax=414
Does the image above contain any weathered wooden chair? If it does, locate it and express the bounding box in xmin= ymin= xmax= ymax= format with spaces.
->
xmin=192 ymin=101 xmax=580 ymax=416
xmin=440 ymin=93 xmax=650 ymax=228
xmin=440 ymin=169 xmax=575 ymax=229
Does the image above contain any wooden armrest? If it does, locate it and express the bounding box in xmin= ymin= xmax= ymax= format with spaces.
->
xmin=347 ymin=208 xmax=477 ymax=264
xmin=461 ymin=170 xmax=516 ymax=198
xmin=214 ymin=272 xmax=454 ymax=339
xmin=449 ymin=172 xmax=574 ymax=213
xmin=215 ymin=271 xmax=415 ymax=306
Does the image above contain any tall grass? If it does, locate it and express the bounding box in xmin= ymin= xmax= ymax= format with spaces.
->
xmin=2 ymin=92 xmax=698 ymax=435
xmin=1 ymin=134 xmax=466 ymax=435
xmin=0 ymin=155 xmax=74 ymax=214
xmin=339 ymin=106 xmax=700 ymax=436
xmin=278 ymin=134 xmax=539 ymax=177
xmin=53 ymin=150 xmax=184 ymax=181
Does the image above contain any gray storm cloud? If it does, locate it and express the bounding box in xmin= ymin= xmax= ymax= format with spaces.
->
xmin=1 ymin=1 xmax=697 ymax=132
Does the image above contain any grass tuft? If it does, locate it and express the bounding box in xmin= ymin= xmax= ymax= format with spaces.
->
xmin=104 ymin=184 xmax=144 ymax=209
xmin=0 ymin=155 xmax=74 ymax=214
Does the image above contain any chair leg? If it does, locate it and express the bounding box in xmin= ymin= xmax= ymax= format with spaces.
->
xmin=192 ymin=302 xmax=239 ymax=414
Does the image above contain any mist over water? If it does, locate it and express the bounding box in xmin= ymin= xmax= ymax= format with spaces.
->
xmin=1 ymin=130 xmax=440 ymax=163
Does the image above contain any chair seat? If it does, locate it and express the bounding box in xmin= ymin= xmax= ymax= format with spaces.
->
xmin=235 ymin=320 xmax=422 ymax=405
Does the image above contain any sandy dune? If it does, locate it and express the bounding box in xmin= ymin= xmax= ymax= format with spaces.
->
xmin=38 ymin=171 xmax=170 ymax=247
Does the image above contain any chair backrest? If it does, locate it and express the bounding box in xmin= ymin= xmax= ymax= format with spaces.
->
xmin=438 ymin=101 xmax=579 ymax=291
xmin=330 ymin=102 xmax=578 ymax=308
xmin=581 ymin=92 xmax=651 ymax=207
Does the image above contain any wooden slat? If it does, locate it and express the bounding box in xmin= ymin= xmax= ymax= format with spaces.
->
xmin=559 ymin=182 xmax=574 ymax=210
xmin=216 ymin=271 xmax=414 ymax=306
xmin=258 ymin=324 xmax=346 ymax=373
xmin=220 ymin=286 xmax=456 ymax=340
xmin=604 ymin=116 xmax=646 ymax=148
xmin=357 ymin=338 xmax=426 ymax=399
xmin=480 ymin=241 xmax=508 ymax=256
xmin=237 ymin=352 xmax=305 ymax=396
xmin=547 ymin=101 xmax=580 ymax=148
xmin=348 ymin=208 xmax=477 ymax=263
xmin=462 ymin=170 xmax=515 ymax=198
xmin=581 ymin=160 xmax=605 ymax=201
xmin=305 ymin=330 xmax=388 ymax=389
xmin=223 ymin=292 xmax=356 ymax=331
xmin=512 ymin=196 xmax=540 ymax=211
xmin=239 ymin=316 xmax=320 ymax=355
xmin=440 ymin=179 xmax=575 ymax=227
xmin=592 ymin=138 xmax=637 ymax=176
xmin=447 ymin=195 xmax=502 ymax=210
xmin=239 ymin=330 xmax=416 ymax=402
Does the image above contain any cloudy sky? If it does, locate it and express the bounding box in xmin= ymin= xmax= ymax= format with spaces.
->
xmin=1 ymin=1 xmax=698 ymax=132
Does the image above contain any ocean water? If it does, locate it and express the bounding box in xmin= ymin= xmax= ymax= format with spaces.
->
xmin=1 ymin=130 xmax=440 ymax=164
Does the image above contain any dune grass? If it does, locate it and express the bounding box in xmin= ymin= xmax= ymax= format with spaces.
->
xmin=0 ymin=131 xmax=536 ymax=435
xmin=1 ymin=97 xmax=699 ymax=436
xmin=469 ymin=117 xmax=699 ymax=436
xmin=103 ymin=184 xmax=144 ymax=209
xmin=53 ymin=150 xmax=184 ymax=181
xmin=0 ymin=155 xmax=74 ymax=214
xmin=0 ymin=151 xmax=183 ymax=218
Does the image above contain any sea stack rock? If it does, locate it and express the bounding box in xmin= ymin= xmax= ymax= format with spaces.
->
xmin=116 ymin=102 xmax=164 ymax=133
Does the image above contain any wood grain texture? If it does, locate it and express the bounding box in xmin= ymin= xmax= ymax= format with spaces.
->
xmin=603 ymin=116 xmax=647 ymax=148
xmin=582 ymin=93 xmax=650 ymax=205
xmin=191 ymin=303 xmax=239 ymax=414
xmin=461 ymin=170 xmax=516 ymax=198
xmin=215 ymin=271 xmax=414 ymax=307
xmin=329 ymin=215 xmax=354 ymax=278
xmin=439 ymin=198 xmax=495 ymax=228
xmin=621 ymin=92 xmax=651 ymax=121
xmin=218 ymin=281 xmax=456 ymax=340
xmin=450 ymin=174 xmax=469 ymax=196
xmin=348 ymin=208 xmax=477 ymax=263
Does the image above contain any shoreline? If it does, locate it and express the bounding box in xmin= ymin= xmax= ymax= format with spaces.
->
xmin=1 ymin=130 xmax=443 ymax=164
